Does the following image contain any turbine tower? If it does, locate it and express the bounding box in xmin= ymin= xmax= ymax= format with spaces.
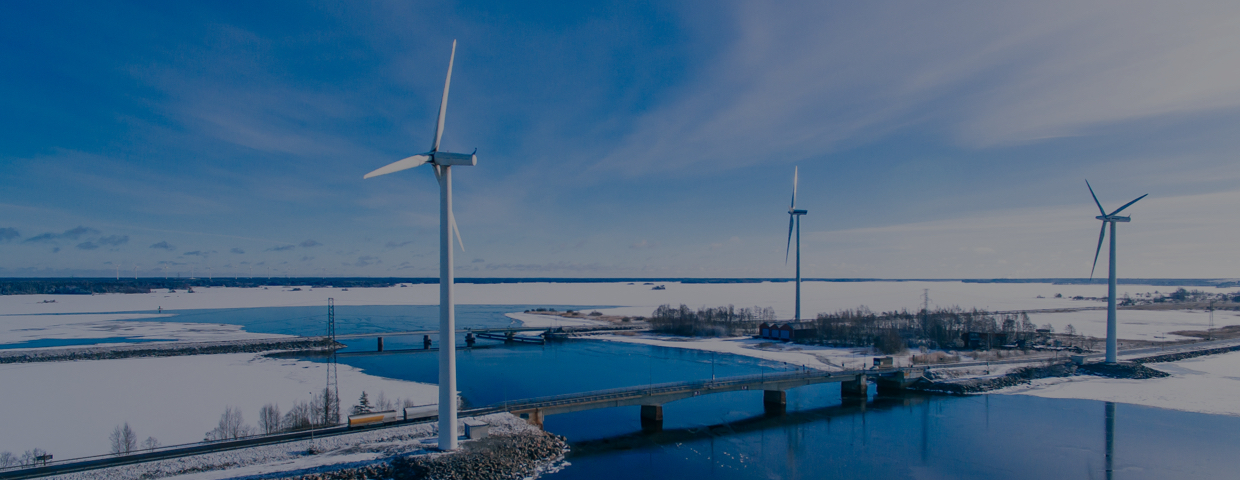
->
xmin=1087 ymin=180 xmax=1147 ymax=364
xmin=364 ymin=40 xmax=475 ymax=450
xmin=785 ymin=167 xmax=808 ymax=321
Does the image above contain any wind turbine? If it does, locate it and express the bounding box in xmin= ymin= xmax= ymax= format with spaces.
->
xmin=363 ymin=40 xmax=475 ymax=451
xmin=1087 ymin=180 xmax=1147 ymax=364
xmin=785 ymin=167 xmax=808 ymax=322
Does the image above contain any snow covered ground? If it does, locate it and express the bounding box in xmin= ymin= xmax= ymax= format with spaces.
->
xmin=0 ymin=280 xmax=1187 ymax=316
xmin=504 ymin=312 xmax=609 ymax=328
xmin=996 ymin=350 xmax=1240 ymax=417
xmin=0 ymin=353 xmax=437 ymax=460
xmin=592 ymin=333 xmax=888 ymax=371
xmin=46 ymin=412 xmax=539 ymax=480
xmin=0 ymin=313 xmax=288 ymax=347
xmin=4 ymin=281 xmax=1233 ymax=345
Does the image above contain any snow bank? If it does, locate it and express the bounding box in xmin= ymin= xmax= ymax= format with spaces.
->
xmin=505 ymin=312 xmax=609 ymax=328
xmin=1026 ymin=308 xmax=1237 ymax=341
xmin=0 ymin=313 xmax=285 ymax=346
xmin=592 ymin=334 xmax=890 ymax=371
xmin=46 ymin=413 xmax=537 ymax=480
xmin=0 ymin=353 xmax=437 ymax=460
xmin=997 ymin=350 xmax=1240 ymax=417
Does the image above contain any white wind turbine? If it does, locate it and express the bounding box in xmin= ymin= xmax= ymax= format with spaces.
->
xmin=785 ymin=167 xmax=808 ymax=322
xmin=1087 ymin=180 xmax=1147 ymax=364
xmin=363 ymin=40 xmax=475 ymax=451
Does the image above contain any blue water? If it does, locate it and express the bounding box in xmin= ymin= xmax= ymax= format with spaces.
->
xmin=553 ymin=393 xmax=1240 ymax=479
xmin=328 ymin=341 xmax=801 ymax=408
xmin=127 ymin=304 xmax=595 ymax=336
xmin=0 ymin=337 xmax=172 ymax=349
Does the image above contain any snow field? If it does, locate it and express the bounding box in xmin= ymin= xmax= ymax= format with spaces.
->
xmin=0 ymin=313 xmax=288 ymax=347
xmin=0 ymin=353 xmax=437 ymax=460
xmin=996 ymin=350 xmax=1240 ymax=417
xmin=591 ymin=334 xmax=888 ymax=371
xmin=47 ymin=412 xmax=538 ymax=480
xmin=5 ymin=281 xmax=1232 ymax=346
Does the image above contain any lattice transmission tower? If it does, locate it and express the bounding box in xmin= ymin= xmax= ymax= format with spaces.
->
xmin=326 ymin=298 xmax=339 ymax=425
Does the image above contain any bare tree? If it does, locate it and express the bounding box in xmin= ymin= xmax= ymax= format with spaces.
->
xmin=0 ymin=451 xmax=15 ymax=468
xmin=206 ymin=406 xmax=253 ymax=441
xmin=311 ymin=388 xmax=339 ymax=425
xmin=19 ymin=449 xmax=48 ymax=467
xmin=282 ymin=400 xmax=312 ymax=431
xmin=375 ymin=391 xmax=393 ymax=411
xmin=142 ymin=437 xmax=160 ymax=451
xmin=109 ymin=423 xmax=137 ymax=455
xmin=259 ymin=403 xmax=281 ymax=435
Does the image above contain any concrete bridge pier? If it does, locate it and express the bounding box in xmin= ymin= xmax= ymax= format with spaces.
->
xmin=763 ymin=390 xmax=786 ymax=415
xmin=875 ymin=369 xmax=923 ymax=394
xmin=517 ymin=409 xmax=544 ymax=429
xmin=641 ymin=405 xmax=663 ymax=431
xmin=377 ymin=337 xmax=384 ymax=352
xmin=841 ymin=373 xmax=868 ymax=398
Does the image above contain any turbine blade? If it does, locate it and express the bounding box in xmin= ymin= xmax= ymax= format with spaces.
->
xmin=450 ymin=211 xmax=465 ymax=252
xmin=1085 ymin=180 xmax=1106 ymax=216
xmin=432 ymin=40 xmax=456 ymax=152
xmin=785 ymin=214 xmax=794 ymax=264
xmin=791 ymin=166 xmax=798 ymax=209
xmin=363 ymin=154 xmax=431 ymax=179
xmin=1108 ymin=194 xmax=1148 ymax=216
xmin=1090 ymin=223 xmax=1106 ymax=280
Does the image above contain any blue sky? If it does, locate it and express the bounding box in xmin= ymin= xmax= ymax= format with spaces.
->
xmin=2 ymin=0 xmax=1239 ymax=279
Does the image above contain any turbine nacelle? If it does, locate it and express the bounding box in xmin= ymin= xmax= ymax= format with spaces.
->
xmin=789 ymin=209 xmax=807 ymax=215
xmin=432 ymin=150 xmax=477 ymax=166
xmin=1085 ymin=179 xmax=1147 ymax=279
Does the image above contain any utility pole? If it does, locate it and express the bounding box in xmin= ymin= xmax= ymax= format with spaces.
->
xmin=922 ymin=289 xmax=931 ymax=336
xmin=326 ymin=298 xmax=339 ymax=426
xmin=1208 ymin=301 xmax=1215 ymax=341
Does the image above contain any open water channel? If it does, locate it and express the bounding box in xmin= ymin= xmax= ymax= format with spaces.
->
xmin=134 ymin=305 xmax=1240 ymax=478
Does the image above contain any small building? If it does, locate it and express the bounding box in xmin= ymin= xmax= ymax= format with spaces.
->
xmin=759 ymin=323 xmax=816 ymax=342
xmin=961 ymin=331 xmax=1008 ymax=350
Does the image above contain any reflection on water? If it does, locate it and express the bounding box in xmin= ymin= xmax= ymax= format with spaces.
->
xmin=549 ymin=392 xmax=1240 ymax=480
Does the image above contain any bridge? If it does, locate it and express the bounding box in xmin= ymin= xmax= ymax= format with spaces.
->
xmin=492 ymin=366 xmax=925 ymax=430
xmin=330 ymin=325 xmax=642 ymax=352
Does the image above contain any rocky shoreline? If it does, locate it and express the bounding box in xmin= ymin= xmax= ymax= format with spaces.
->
xmin=0 ymin=337 xmax=338 ymax=364
xmin=913 ymin=354 xmax=1179 ymax=395
xmin=283 ymin=430 xmax=568 ymax=480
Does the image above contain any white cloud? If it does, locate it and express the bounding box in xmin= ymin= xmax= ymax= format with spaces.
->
xmin=594 ymin=1 xmax=1240 ymax=175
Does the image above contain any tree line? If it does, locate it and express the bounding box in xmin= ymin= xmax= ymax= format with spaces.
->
xmin=648 ymin=304 xmax=777 ymax=337
xmin=810 ymin=306 xmax=1043 ymax=354
xmin=647 ymin=303 xmax=1068 ymax=355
